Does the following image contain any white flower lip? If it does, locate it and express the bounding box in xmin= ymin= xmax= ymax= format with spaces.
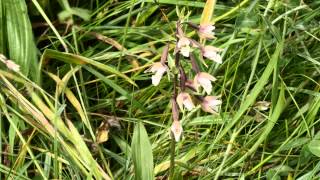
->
xmin=146 ymin=62 xmax=168 ymax=86
xmin=177 ymin=37 xmax=191 ymax=57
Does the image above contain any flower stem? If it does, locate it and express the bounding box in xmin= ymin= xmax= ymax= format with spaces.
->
xmin=169 ymin=132 xmax=176 ymax=179
xmin=190 ymin=53 xmax=200 ymax=73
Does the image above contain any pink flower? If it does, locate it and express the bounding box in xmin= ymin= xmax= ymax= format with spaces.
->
xmin=201 ymin=96 xmax=222 ymax=114
xmin=176 ymin=92 xmax=195 ymax=111
xmin=171 ymin=120 xmax=183 ymax=142
xmin=177 ymin=37 xmax=191 ymax=57
xmin=5 ymin=60 xmax=20 ymax=72
xmin=203 ymin=46 xmax=223 ymax=64
xmin=194 ymin=72 xmax=217 ymax=94
xmin=198 ymin=23 xmax=215 ymax=39
xmin=146 ymin=62 xmax=167 ymax=86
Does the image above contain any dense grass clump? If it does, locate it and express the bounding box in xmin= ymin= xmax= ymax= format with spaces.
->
xmin=0 ymin=0 xmax=319 ymax=179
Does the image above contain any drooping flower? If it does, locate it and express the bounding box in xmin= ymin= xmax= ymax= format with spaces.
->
xmin=146 ymin=62 xmax=167 ymax=86
xmin=203 ymin=45 xmax=223 ymax=64
xmin=176 ymin=92 xmax=195 ymax=111
xmin=194 ymin=72 xmax=217 ymax=94
xmin=5 ymin=60 xmax=20 ymax=72
xmin=177 ymin=37 xmax=191 ymax=57
xmin=201 ymin=96 xmax=222 ymax=114
xmin=170 ymin=120 xmax=183 ymax=142
xmin=198 ymin=23 xmax=215 ymax=39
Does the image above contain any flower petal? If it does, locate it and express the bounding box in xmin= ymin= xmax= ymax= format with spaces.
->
xmin=198 ymin=24 xmax=215 ymax=39
xmin=170 ymin=120 xmax=183 ymax=142
xmin=152 ymin=73 xmax=163 ymax=86
xmin=201 ymin=96 xmax=222 ymax=114
xmin=176 ymin=92 xmax=195 ymax=111
xmin=199 ymin=72 xmax=217 ymax=82
xmin=146 ymin=62 xmax=167 ymax=86
xmin=177 ymin=37 xmax=190 ymax=48
xmin=203 ymin=46 xmax=223 ymax=64
xmin=194 ymin=72 xmax=217 ymax=94
xmin=180 ymin=46 xmax=190 ymax=57
xmin=199 ymin=79 xmax=212 ymax=94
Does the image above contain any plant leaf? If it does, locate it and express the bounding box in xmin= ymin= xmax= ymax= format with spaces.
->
xmin=131 ymin=122 xmax=154 ymax=180
xmin=4 ymin=0 xmax=39 ymax=81
xmin=41 ymin=49 xmax=137 ymax=86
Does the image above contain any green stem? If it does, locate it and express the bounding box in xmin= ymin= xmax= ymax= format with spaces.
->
xmin=169 ymin=132 xmax=176 ymax=179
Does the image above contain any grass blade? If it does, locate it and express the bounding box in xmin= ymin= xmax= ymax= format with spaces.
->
xmin=41 ymin=49 xmax=137 ymax=86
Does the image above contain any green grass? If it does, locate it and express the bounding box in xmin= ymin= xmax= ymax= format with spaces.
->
xmin=0 ymin=0 xmax=319 ymax=179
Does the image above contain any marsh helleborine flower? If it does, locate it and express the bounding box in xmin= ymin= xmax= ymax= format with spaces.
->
xmin=177 ymin=37 xmax=191 ymax=57
xmin=171 ymin=120 xmax=183 ymax=142
xmin=201 ymin=96 xmax=222 ymax=114
xmin=5 ymin=60 xmax=20 ymax=72
xmin=203 ymin=46 xmax=223 ymax=64
xmin=146 ymin=62 xmax=168 ymax=86
xmin=176 ymin=92 xmax=195 ymax=111
xmin=194 ymin=72 xmax=217 ymax=94
xmin=198 ymin=23 xmax=215 ymax=39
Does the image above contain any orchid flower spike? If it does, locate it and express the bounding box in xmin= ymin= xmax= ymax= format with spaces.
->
xmin=194 ymin=72 xmax=217 ymax=94
xmin=201 ymin=96 xmax=222 ymax=114
xmin=146 ymin=62 xmax=168 ymax=86
xmin=203 ymin=45 xmax=223 ymax=64
xmin=176 ymin=92 xmax=195 ymax=111
xmin=170 ymin=120 xmax=183 ymax=142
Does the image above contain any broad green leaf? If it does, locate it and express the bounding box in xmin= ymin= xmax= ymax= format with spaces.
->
xmin=308 ymin=140 xmax=320 ymax=157
xmin=0 ymin=0 xmax=4 ymax=52
xmin=297 ymin=161 xmax=320 ymax=180
xmin=131 ymin=122 xmax=154 ymax=180
xmin=4 ymin=0 xmax=39 ymax=81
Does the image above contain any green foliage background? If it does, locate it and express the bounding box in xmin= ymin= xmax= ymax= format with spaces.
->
xmin=0 ymin=0 xmax=319 ymax=179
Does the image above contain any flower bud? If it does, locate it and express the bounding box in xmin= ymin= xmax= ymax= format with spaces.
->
xmin=170 ymin=120 xmax=183 ymax=142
